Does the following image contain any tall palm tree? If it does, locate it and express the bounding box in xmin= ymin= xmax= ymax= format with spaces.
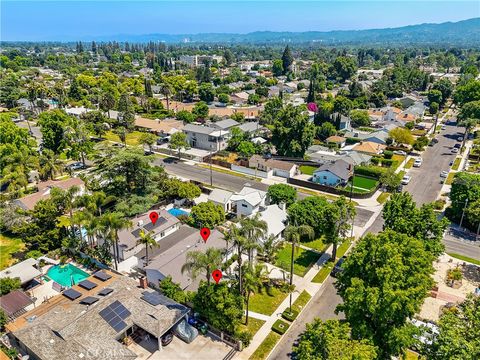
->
xmin=181 ymin=248 xmax=223 ymax=285
xmin=326 ymin=197 xmax=355 ymax=261
xmin=260 ymin=235 xmax=283 ymax=264
xmin=239 ymin=214 xmax=268 ymax=266
xmin=243 ymin=263 xmax=269 ymax=325
xmin=99 ymin=212 xmax=132 ymax=270
xmin=137 ymin=230 xmax=158 ymax=267
xmin=225 ymin=223 xmax=248 ymax=294
xmin=39 ymin=149 xmax=64 ymax=180
xmin=160 ymin=83 xmax=173 ymax=111
xmin=284 ymin=224 xmax=314 ymax=310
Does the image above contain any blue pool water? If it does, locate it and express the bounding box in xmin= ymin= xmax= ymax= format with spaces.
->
xmin=47 ymin=264 xmax=89 ymax=287
xmin=168 ymin=208 xmax=189 ymax=217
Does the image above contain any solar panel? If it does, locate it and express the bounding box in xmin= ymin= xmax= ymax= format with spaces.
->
xmin=93 ymin=271 xmax=112 ymax=281
xmin=112 ymin=320 xmax=127 ymax=332
xmin=78 ymin=280 xmax=98 ymax=290
xmin=63 ymin=288 xmax=82 ymax=300
xmin=80 ymin=296 xmax=99 ymax=305
xmin=99 ymin=300 xmax=131 ymax=332
xmin=98 ymin=288 xmax=113 ymax=296
xmin=143 ymin=217 xmax=167 ymax=231
xmin=140 ymin=291 xmax=173 ymax=306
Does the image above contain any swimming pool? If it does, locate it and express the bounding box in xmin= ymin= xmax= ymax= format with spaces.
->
xmin=47 ymin=263 xmax=90 ymax=287
xmin=168 ymin=208 xmax=189 ymax=217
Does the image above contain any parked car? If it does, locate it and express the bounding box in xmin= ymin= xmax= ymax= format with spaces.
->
xmin=331 ymin=256 xmax=347 ymax=278
xmin=451 ymin=147 xmax=459 ymax=154
xmin=396 ymin=184 xmax=404 ymax=193
xmin=454 ymin=143 xmax=461 ymax=149
xmin=440 ymin=171 xmax=449 ymax=178
xmin=161 ymin=332 xmax=174 ymax=347
xmin=401 ymin=175 xmax=411 ymax=185
xmin=394 ymin=150 xmax=407 ymax=156
xmin=441 ymin=125 xmax=447 ymax=130
xmin=413 ymin=158 xmax=422 ymax=167
xmin=66 ymin=162 xmax=86 ymax=171
xmin=457 ymin=137 xmax=463 ymax=142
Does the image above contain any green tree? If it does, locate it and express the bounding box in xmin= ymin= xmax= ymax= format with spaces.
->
xmin=335 ymin=230 xmax=434 ymax=358
xmin=267 ymin=184 xmax=297 ymax=208
xmin=190 ymin=201 xmax=225 ymax=228
xmin=379 ymin=168 xmax=402 ymax=192
xmin=165 ymin=179 xmax=201 ymax=200
xmin=137 ymin=230 xmax=158 ymax=266
xmin=199 ymin=83 xmax=215 ymax=103
xmin=39 ymin=149 xmax=63 ymax=180
xmin=389 ymin=127 xmax=414 ymax=146
xmin=432 ymin=79 xmax=453 ymax=104
xmin=272 ymin=59 xmax=284 ymax=77
xmin=333 ymin=96 xmax=353 ymax=115
xmin=446 ymin=172 xmax=480 ymax=232
xmin=282 ymin=45 xmax=294 ymax=74
xmin=168 ymin=132 xmax=190 ymax=159
xmin=176 ymin=110 xmax=195 ymax=123
xmin=294 ymin=319 xmax=378 ymax=360
xmin=224 ymin=223 xmax=247 ymax=294
xmin=333 ymin=56 xmax=357 ymax=82
xmin=324 ymin=196 xmax=356 ymax=260
xmin=0 ymin=277 xmax=21 ymax=295
xmin=139 ymin=132 xmax=157 ymax=153
xmin=318 ymin=122 xmax=337 ymax=141
xmin=243 ymin=263 xmax=269 ymax=325
xmin=426 ymin=294 xmax=480 ymax=360
xmin=247 ymin=93 xmax=260 ymax=105
xmin=37 ymin=110 xmax=71 ymax=154
xmin=428 ymin=89 xmax=443 ymax=106
xmin=382 ymin=192 xmax=448 ymax=256
xmin=227 ymin=127 xmax=247 ymax=151
xmin=64 ymin=119 xmax=93 ymax=166
xmin=453 ymin=79 xmax=480 ymax=106
xmin=271 ymin=104 xmax=316 ymax=157
xmin=192 ymin=101 xmax=209 ymax=119
xmin=239 ymin=214 xmax=268 ymax=265
xmin=287 ymin=196 xmax=330 ymax=239
xmin=182 ymin=248 xmax=223 ymax=285
xmin=193 ymin=281 xmax=243 ymax=334
xmin=237 ymin=141 xmax=256 ymax=159
xmin=99 ymin=212 xmax=132 ymax=270
xmin=0 ymin=309 xmax=7 ymax=331
xmin=218 ymin=93 xmax=229 ymax=104
xmin=350 ymin=110 xmax=371 ymax=127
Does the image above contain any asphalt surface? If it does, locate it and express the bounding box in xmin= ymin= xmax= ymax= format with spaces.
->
xmin=153 ymin=157 xmax=374 ymax=228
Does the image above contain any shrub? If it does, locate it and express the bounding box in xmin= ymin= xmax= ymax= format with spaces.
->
xmin=354 ymin=165 xmax=387 ymax=179
xmin=383 ymin=150 xmax=394 ymax=159
xmin=0 ymin=277 xmax=21 ymax=296
xmin=371 ymin=157 xmax=381 ymax=165
xmin=433 ymin=199 xmax=446 ymax=210
xmin=382 ymin=158 xmax=394 ymax=167
xmin=447 ymin=267 xmax=463 ymax=281
xmin=282 ymin=308 xmax=299 ymax=322
xmin=26 ymin=250 xmax=43 ymax=259
xmin=346 ymin=137 xmax=362 ymax=145
xmin=234 ymin=330 xmax=253 ymax=347
xmin=272 ymin=319 xmax=290 ymax=335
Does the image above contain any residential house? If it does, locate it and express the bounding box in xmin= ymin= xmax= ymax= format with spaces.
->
xmin=208 ymin=188 xmax=234 ymax=212
xmin=0 ymin=258 xmax=41 ymax=286
xmin=231 ymin=186 xmax=267 ymax=217
xmin=352 ymin=141 xmax=387 ymax=155
xmin=178 ymin=55 xmax=223 ymax=67
xmin=65 ymin=107 xmax=91 ymax=118
xmin=248 ymin=155 xmax=297 ymax=178
xmin=210 ymin=118 xmax=239 ymax=131
xmin=256 ymin=204 xmax=287 ymax=242
xmin=230 ymin=92 xmax=250 ymax=104
xmin=182 ymin=123 xmax=229 ymax=151
xmin=14 ymin=178 xmax=85 ymax=211
xmin=331 ymin=113 xmax=352 ymax=131
xmin=134 ymin=117 xmax=184 ymax=137
xmin=143 ymin=226 xmax=231 ymax=291
xmin=326 ymin=135 xmax=347 ymax=148
xmin=312 ymin=159 xmax=353 ymax=186
xmin=115 ymin=210 xmax=180 ymax=263
xmin=237 ymin=121 xmax=264 ymax=137
xmin=6 ymin=271 xmax=188 ymax=360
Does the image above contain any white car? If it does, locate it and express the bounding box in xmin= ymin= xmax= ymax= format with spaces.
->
xmin=413 ymin=158 xmax=422 ymax=167
xmin=401 ymin=175 xmax=411 ymax=185
xmin=451 ymin=147 xmax=459 ymax=153
xmin=441 ymin=125 xmax=447 ymax=130
xmin=440 ymin=171 xmax=449 ymax=178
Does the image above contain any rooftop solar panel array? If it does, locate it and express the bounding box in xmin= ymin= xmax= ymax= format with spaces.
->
xmin=93 ymin=271 xmax=112 ymax=281
xmin=143 ymin=217 xmax=167 ymax=232
xmin=63 ymin=288 xmax=82 ymax=300
xmin=99 ymin=300 xmax=131 ymax=333
xmin=78 ymin=279 xmax=98 ymax=290
xmin=80 ymin=296 xmax=99 ymax=305
xmin=98 ymin=288 xmax=113 ymax=296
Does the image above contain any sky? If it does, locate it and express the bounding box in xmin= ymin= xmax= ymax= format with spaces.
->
xmin=1 ymin=1 xmax=479 ymax=41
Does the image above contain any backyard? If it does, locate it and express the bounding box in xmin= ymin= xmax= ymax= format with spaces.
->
xmin=275 ymin=245 xmax=320 ymax=277
xmin=299 ymin=165 xmax=317 ymax=176
xmin=0 ymin=234 xmax=25 ymax=270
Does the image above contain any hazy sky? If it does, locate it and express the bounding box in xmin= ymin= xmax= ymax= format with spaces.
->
xmin=1 ymin=1 xmax=479 ymax=41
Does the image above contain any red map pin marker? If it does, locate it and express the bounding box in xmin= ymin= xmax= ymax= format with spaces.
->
xmin=212 ymin=269 xmax=222 ymax=284
xmin=149 ymin=211 xmax=159 ymax=225
xmin=200 ymin=227 xmax=210 ymax=242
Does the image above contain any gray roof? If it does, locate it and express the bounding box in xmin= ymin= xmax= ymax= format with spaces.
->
xmin=341 ymin=151 xmax=372 ymax=166
xmin=0 ymin=258 xmax=41 ymax=284
xmin=314 ymin=159 xmax=352 ymax=181
xmin=365 ymin=130 xmax=389 ymax=143
xmin=208 ymin=188 xmax=233 ymax=205
xmin=183 ymin=123 xmax=217 ymax=135
xmin=237 ymin=121 xmax=262 ymax=133
xmin=11 ymin=274 xmax=187 ymax=360
xmin=212 ymin=118 xmax=239 ymax=130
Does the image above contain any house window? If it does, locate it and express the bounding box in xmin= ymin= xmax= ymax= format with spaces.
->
xmin=323 ymin=176 xmax=327 ymax=180
xmin=241 ymin=204 xmax=248 ymax=208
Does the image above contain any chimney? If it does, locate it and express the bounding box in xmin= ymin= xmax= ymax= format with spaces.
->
xmin=139 ymin=277 xmax=148 ymax=289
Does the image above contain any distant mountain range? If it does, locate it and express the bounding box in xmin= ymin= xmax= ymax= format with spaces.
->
xmin=84 ymin=18 xmax=480 ymax=46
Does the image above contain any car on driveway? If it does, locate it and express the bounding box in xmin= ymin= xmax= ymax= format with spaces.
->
xmin=413 ymin=158 xmax=422 ymax=167
xmin=401 ymin=175 xmax=411 ymax=185
xmin=457 ymin=136 xmax=463 ymax=142
xmin=161 ymin=332 xmax=174 ymax=347
xmin=66 ymin=162 xmax=86 ymax=171
xmin=331 ymin=256 xmax=347 ymax=278
xmin=440 ymin=171 xmax=449 ymax=178
xmin=394 ymin=150 xmax=407 ymax=156
xmin=451 ymin=147 xmax=459 ymax=154
xmin=441 ymin=125 xmax=447 ymax=130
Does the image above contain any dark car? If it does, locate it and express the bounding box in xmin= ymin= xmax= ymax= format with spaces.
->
xmin=331 ymin=256 xmax=347 ymax=278
xmin=161 ymin=332 xmax=174 ymax=347
xmin=454 ymin=143 xmax=461 ymax=149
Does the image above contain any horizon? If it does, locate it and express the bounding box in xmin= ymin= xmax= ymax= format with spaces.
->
xmin=1 ymin=1 xmax=479 ymax=41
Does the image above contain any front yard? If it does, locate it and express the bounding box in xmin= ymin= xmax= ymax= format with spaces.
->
xmin=345 ymin=175 xmax=378 ymax=193
xmin=103 ymin=130 xmax=145 ymax=146
xmin=275 ymin=245 xmax=320 ymax=277
xmin=248 ymin=287 xmax=289 ymax=316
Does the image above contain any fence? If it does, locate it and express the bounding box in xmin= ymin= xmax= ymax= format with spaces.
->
xmin=287 ymin=177 xmax=378 ymax=199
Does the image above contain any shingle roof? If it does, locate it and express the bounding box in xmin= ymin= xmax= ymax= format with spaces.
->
xmin=314 ymin=159 xmax=352 ymax=181
xmin=208 ymin=188 xmax=233 ymax=205
xmin=352 ymin=141 xmax=387 ymax=154
xmin=183 ymin=123 xmax=218 ymax=135
xmin=212 ymin=118 xmax=239 ymax=130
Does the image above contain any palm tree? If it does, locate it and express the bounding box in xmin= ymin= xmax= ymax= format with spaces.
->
xmin=137 ymin=230 xmax=158 ymax=267
xmin=284 ymin=224 xmax=314 ymax=310
xmin=181 ymin=248 xmax=223 ymax=285
xmin=458 ymin=118 xmax=478 ymax=149
xmin=39 ymin=149 xmax=64 ymax=180
xmin=100 ymin=212 xmax=132 ymax=270
xmin=160 ymin=83 xmax=173 ymax=111
xmin=326 ymin=197 xmax=355 ymax=261
xmin=243 ymin=263 xmax=269 ymax=325
xmin=239 ymin=214 xmax=268 ymax=266
xmin=260 ymin=235 xmax=283 ymax=263
xmin=224 ymin=223 xmax=247 ymax=293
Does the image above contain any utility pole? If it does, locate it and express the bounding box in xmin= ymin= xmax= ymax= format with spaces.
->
xmin=459 ymin=198 xmax=468 ymax=229
xmin=209 ymin=148 xmax=213 ymax=186
xmin=349 ymin=167 xmax=355 ymax=239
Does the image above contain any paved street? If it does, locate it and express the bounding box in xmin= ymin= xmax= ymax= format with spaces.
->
xmin=268 ymin=276 xmax=344 ymax=360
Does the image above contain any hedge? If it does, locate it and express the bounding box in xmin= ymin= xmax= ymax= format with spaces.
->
xmin=354 ymin=165 xmax=387 ymax=179
xmin=272 ymin=319 xmax=290 ymax=335
xmin=346 ymin=137 xmax=362 ymax=145
xmin=383 ymin=150 xmax=393 ymax=159
xmin=382 ymin=158 xmax=394 ymax=167
xmin=281 ymin=308 xmax=299 ymax=322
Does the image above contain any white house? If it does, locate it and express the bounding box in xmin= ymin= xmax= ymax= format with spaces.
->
xmin=256 ymin=204 xmax=287 ymax=242
xmin=182 ymin=124 xmax=229 ymax=151
xmin=248 ymin=155 xmax=297 ymax=179
xmin=312 ymin=159 xmax=353 ymax=186
xmin=208 ymin=188 xmax=234 ymax=213
xmin=231 ymin=186 xmax=267 ymax=217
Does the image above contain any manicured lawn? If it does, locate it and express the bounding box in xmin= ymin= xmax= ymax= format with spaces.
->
xmin=291 ymin=290 xmax=311 ymax=312
xmin=336 ymin=239 xmax=352 ymax=258
xmin=249 ymin=287 xmax=289 ymax=316
xmin=392 ymin=154 xmax=406 ymax=169
xmin=402 ymin=349 xmax=420 ymax=360
xmin=104 ymin=130 xmax=145 ymax=146
xmin=276 ymin=245 xmax=321 ymax=277
xmin=451 ymin=157 xmax=461 ymax=170
xmin=239 ymin=317 xmax=265 ymax=338
xmin=0 ymin=234 xmax=25 ymax=270
xmin=445 ymin=172 xmax=455 ymax=185
xmin=404 ymin=158 xmax=415 ymax=169
xmin=301 ymin=238 xmax=327 ymax=252
xmin=377 ymin=192 xmax=391 ymax=204
xmin=447 ymin=253 xmax=480 ymax=266
xmin=352 ymin=175 xmax=378 ymax=190
xmin=312 ymin=262 xmax=334 ymax=283
xmin=299 ymin=165 xmax=317 ymax=176
xmin=249 ymin=331 xmax=281 ymax=360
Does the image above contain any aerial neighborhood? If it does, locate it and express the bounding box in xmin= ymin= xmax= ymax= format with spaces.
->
xmin=0 ymin=4 xmax=479 ymax=360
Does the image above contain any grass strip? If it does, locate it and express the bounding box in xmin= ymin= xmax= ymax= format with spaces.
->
xmin=447 ymin=253 xmax=480 ymax=266
xmin=249 ymin=331 xmax=281 ymax=360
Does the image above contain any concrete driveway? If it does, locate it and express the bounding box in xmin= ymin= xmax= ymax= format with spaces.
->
xmin=152 ymin=334 xmax=232 ymax=360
